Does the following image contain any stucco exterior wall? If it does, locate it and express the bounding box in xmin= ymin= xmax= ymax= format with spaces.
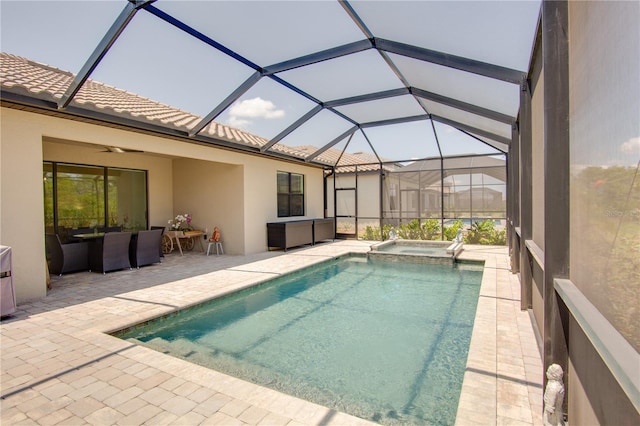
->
xmin=1 ymin=108 xmax=47 ymax=303
xmin=1 ymin=107 xmax=324 ymax=303
xmin=243 ymin=159 xmax=324 ymax=253
xmin=172 ymin=159 xmax=245 ymax=255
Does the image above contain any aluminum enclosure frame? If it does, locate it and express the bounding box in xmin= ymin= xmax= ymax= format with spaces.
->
xmin=53 ymin=0 xmax=529 ymax=169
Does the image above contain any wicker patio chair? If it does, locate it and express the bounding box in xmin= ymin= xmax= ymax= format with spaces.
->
xmin=129 ymin=229 xmax=163 ymax=268
xmin=88 ymin=231 xmax=132 ymax=274
xmin=45 ymin=234 xmax=89 ymax=276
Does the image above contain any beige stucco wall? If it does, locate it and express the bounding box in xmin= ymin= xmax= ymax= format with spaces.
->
xmin=243 ymin=159 xmax=324 ymax=253
xmin=172 ymin=159 xmax=244 ymax=254
xmin=1 ymin=108 xmax=47 ymax=304
xmin=1 ymin=107 xmax=324 ymax=303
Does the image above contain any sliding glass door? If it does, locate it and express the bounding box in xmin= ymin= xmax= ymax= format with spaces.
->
xmin=43 ymin=162 xmax=147 ymax=242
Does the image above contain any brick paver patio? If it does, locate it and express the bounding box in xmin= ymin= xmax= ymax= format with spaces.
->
xmin=1 ymin=241 xmax=542 ymax=425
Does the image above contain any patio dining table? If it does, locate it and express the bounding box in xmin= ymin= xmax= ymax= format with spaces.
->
xmin=72 ymin=232 xmax=105 ymax=240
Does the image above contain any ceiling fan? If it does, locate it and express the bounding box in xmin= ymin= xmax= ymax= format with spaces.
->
xmin=101 ymin=146 xmax=143 ymax=153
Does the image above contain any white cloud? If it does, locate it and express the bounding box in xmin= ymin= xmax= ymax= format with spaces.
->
xmin=620 ymin=136 xmax=640 ymax=154
xmin=229 ymin=97 xmax=285 ymax=120
xmin=228 ymin=116 xmax=251 ymax=129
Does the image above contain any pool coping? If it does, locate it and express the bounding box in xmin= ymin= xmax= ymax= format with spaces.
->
xmin=0 ymin=241 xmax=543 ymax=425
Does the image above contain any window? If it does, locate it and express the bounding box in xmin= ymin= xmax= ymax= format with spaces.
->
xmin=277 ymin=171 xmax=304 ymax=217
xmin=43 ymin=162 xmax=148 ymax=242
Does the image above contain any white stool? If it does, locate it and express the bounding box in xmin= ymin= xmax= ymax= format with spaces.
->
xmin=206 ymin=241 xmax=223 ymax=256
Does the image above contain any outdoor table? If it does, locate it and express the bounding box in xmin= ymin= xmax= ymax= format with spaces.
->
xmin=163 ymin=230 xmax=204 ymax=256
xmin=72 ymin=232 xmax=105 ymax=241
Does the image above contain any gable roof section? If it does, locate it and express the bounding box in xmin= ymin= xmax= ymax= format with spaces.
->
xmin=293 ymin=145 xmax=401 ymax=173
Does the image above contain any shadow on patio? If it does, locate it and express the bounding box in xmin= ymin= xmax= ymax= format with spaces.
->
xmin=6 ymin=247 xmax=308 ymax=321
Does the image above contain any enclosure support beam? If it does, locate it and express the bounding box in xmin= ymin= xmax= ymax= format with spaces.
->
xmin=431 ymin=115 xmax=511 ymax=146
xmin=189 ymin=72 xmax=262 ymax=137
xmin=542 ymin=0 xmax=570 ymax=396
xmin=324 ymin=88 xmax=409 ymax=108
xmin=262 ymin=105 xmax=324 ymax=152
xmin=412 ymin=87 xmax=515 ymax=125
xmin=375 ymin=38 xmax=527 ymax=85
xmin=263 ymin=39 xmax=373 ymax=75
xmin=58 ymin=1 xmax=153 ymax=109
xmin=361 ymin=114 xmax=429 ymax=128
xmin=508 ymin=121 xmax=521 ymax=273
xmin=307 ymin=126 xmax=359 ymax=162
xmin=519 ymin=66 xmax=542 ymax=310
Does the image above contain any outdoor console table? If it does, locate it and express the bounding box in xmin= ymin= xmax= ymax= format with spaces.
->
xmin=267 ymin=220 xmax=313 ymax=251
xmin=313 ymin=218 xmax=335 ymax=243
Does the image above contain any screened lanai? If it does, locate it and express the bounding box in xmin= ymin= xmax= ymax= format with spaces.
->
xmin=2 ymin=2 xmax=639 ymax=425
xmin=1 ymin=0 xmax=539 ymax=239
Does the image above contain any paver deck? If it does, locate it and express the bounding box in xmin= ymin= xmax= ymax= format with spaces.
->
xmin=1 ymin=241 xmax=542 ymax=425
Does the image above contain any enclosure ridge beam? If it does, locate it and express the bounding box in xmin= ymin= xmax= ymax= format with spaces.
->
xmin=144 ymin=3 xmax=262 ymax=72
xmin=339 ymin=0 xmax=375 ymax=39
xmin=263 ymin=39 xmax=374 ymax=75
xmin=324 ymin=88 xmax=410 ymax=108
xmin=57 ymin=1 xmax=154 ymax=109
xmin=359 ymin=129 xmax=383 ymax=164
xmin=261 ymin=105 xmax=324 ymax=152
xmin=360 ymin=114 xmax=429 ymax=128
xmin=431 ymin=114 xmax=511 ymax=145
xmin=375 ymin=38 xmax=526 ymax=85
xmin=147 ymin=0 xmax=360 ymax=139
xmin=334 ymin=132 xmax=356 ymax=167
xmin=411 ymin=87 xmax=515 ymax=125
xmin=458 ymin=129 xmax=508 ymax=154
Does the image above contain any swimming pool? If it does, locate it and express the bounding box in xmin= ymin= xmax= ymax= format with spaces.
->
xmin=115 ymin=255 xmax=483 ymax=425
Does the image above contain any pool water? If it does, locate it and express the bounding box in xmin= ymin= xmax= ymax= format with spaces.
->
xmin=116 ymin=256 xmax=483 ymax=425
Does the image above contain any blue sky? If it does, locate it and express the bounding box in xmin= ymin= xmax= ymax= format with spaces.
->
xmin=0 ymin=0 xmax=537 ymax=162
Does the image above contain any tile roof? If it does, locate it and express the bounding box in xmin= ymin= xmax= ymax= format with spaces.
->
xmin=0 ymin=53 xmax=310 ymax=160
xmin=0 ymin=53 xmax=407 ymax=173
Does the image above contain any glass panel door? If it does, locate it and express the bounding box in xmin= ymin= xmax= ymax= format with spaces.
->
xmin=56 ymin=164 xmax=105 ymax=240
xmin=107 ymin=168 xmax=148 ymax=231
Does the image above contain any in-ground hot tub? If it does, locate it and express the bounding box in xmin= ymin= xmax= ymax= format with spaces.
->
xmin=370 ymin=239 xmax=463 ymax=263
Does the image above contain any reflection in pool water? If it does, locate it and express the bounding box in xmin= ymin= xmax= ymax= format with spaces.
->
xmin=115 ymin=255 xmax=483 ymax=425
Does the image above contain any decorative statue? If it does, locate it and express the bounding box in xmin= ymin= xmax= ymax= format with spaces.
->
xmin=389 ymin=227 xmax=397 ymax=240
xmin=543 ymin=363 xmax=565 ymax=426
xmin=210 ymin=227 xmax=221 ymax=242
